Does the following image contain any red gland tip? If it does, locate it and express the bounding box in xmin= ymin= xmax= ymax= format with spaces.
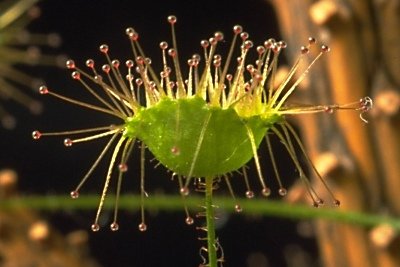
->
xmin=86 ymin=59 xmax=95 ymax=68
xmin=214 ymin=31 xmax=224 ymax=41
xmin=321 ymin=45 xmax=330 ymax=53
xmin=209 ymin=37 xmax=217 ymax=46
xmin=245 ymin=190 xmax=255 ymax=199
xmin=32 ymin=130 xmax=42 ymax=140
xmin=301 ymin=46 xmax=309 ymax=54
xmin=64 ymin=138 xmax=73 ymax=147
xmin=99 ymin=44 xmax=109 ymax=53
xmin=233 ymin=25 xmax=243 ymax=34
xmin=264 ymin=39 xmax=274 ymax=49
xmin=168 ymin=48 xmax=176 ymax=57
xmin=257 ymin=46 xmax=266 ymax=55
xmin=244 ymin=40 xmax=254 ymax=50
xmin=308 ymin=37 xmax=316 ymax=45
xmin=138 ymin=223 xmax=147 ymax=232
xmin=125 ymin=60 xmax=134 ymax=68
xmin=200 ymin=40 xmax=209 ymax=49
xmin=65 ymin=59 xmax=75 ymax=69
xmin=110 ymin=222 xmax=119 ymax=231
xmin=187 ymin=59 xmax=195 ymax=67
xmin=278 ymin=40 xmax=287 ymax=48
xmin=102 ymin=64 xmax=111 ymax=74
xmin=240 ymin=32 xmax=249 ymax=41
xmin=125 ymin=27 xmax=135 ymax=36
xmin=112 ymin=59 xmax=120 ymax=68
xmin=71 ymin=71 xmax=81 ymax=80
xmin=136 ymin=56 xmax=144 ymax=65
xmin=70 ymin=190 xmax=79 ymax=199
xmin=159 ymin=41 xmax=168 ymax=50
xmin=167 ymin=15 xmax=177 ymax=24
xmin=91 ymin=223 xmax=100 ymax=232
xmin=171 ymin=146 xmax=180 ymax=155
xmin=39 ymin=85 xmax=49 ymax=94
xmin=135 ymin=78 xmax=143 ymax=86
xmin=272 ymin=44 xmax=280 ymax=53
xmin=118 ymin=163 xmax=128 ymax=172
xmin=185 ymin=217 xmax=194 ymax=225
xmin=333 ymin=199 xmax=340 ymax=207
xmin=278 ymin=188 xmax=288 ymax=196
xmin=261 ymin=187 xmax=271 ymax=197
xmin=180 ymin=187 xmax=190 ymax=196
xmin=125 ymin=27 xmax=139 ymax=40
xmin=235 ymin=204 xmax=243 ymax=213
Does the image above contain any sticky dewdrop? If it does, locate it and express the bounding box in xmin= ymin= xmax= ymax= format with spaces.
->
xmin=32 ymin=15 xmax=373 ymax=233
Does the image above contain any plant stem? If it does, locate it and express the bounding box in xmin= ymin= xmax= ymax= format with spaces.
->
xmin=2 ymin=194 xmax=400 ymax=231
xmin=205 ymin=176 xmax=217 ymax=267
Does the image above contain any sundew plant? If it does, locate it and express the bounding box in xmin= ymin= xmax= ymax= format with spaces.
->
xmin=0 ymin=0 xmax=62 ymax=129
xmin=32 ymin=16 xmax=372 ymax=266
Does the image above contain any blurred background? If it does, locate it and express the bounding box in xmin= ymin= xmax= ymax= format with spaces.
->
xmin=0 ymin=0 xmax=399 ymax=267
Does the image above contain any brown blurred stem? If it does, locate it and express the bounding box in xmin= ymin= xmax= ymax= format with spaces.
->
xmin=269 ymin=0 xmax=400 ymax=266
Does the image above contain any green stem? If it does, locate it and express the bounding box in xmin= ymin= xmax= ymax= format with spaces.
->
xmin=2 ymin=194 xmax=400 ymax=231
xmin=205 ymin=176 xmax=217 ymax=267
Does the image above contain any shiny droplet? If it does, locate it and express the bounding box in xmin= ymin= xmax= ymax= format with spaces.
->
xmin=168 ymin=48 xmax=176 ymax=57
xmin=167 ymin=15 xmax=177 ymax=24
xmin=110 ymin=222 xmax=119 ymax=231
xmin=214 ymin=31 xmax=224 ymax=41
xmin=138 ymin=223 xmax=147 ymax=232
xmin=257 ymin=46 xmax=266 ymax=55
xmin=278 ymin=40 xmax=287 ymax=48
xmin=278 ymin=188 xmax=288 ymax=196
xmin=112 ymin=59 xmax=120 ymax=68
xmin=324 ymin=106 xmax=334 ymax=114
xmin=125 ymin=27 xmax=135 ymax=37
xmin=65 ymin=59 xmax=75 ymax=69
xmin=91 ymin=223 xmax=100 ymax=232
xmin=240 ymin=32 xmax=249 ymax=41
xmin=234 ymin=204 xmax=242 ymax=213
xmin=200 ymin=40 xmax=209 ymax=48
xmin=102 ymin=64 xmax=110 ymax=73
xmin=99 ymin=44 xmax=109 ymax=53
xmin=70 ymin=190 xmax=79 ymax=199
xmin=32 ymin=130 xmax=42 ymax=140
xmin=180 ymin=187 xmax=190 ymax=196
xmin=333 ymin=199 xmax=340 ymax=207
xmin=264 ymin=39 xmax=274 ymax=49
xmin=245 ymin=190 xmax=254 ymax=199
xmin=118 ymin=163 xmax=128 ymax=172
xmin=321 ymin=45 xmax=330 ymax=53
xmin=243 ymin=40 xmax=253 ymax=50
xmin=171 ymin=146 xmax=180 ymax=155
xmin=316 ymin=198 xmax=324 ymax=206
xmin=261 ymin=187 xmax=271 ymax=197
xmin=301 ymin=46 xmax=309 ymax=54
xmin=64 ymin=138 xmax=73 ymax=147
xmin=39 ymin=85 xmax=49 ymax=94
xmin=71 ymin=71 xmax=81 ymax=80
xmin=159 ymin=41 xmax=168 ymax=50
xmin=233 ymin=25 xmax=243 ymax=34
xmin=86 ymin=59 xmax=95 ymax=68
xmin=126 ymin=60 xmax=134 ymax=68
xmin=185 ymin=217 xmax=194 ymax=225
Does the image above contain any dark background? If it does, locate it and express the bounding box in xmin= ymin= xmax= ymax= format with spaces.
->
xmin=1 ymin=0 xmax=320 ymax=266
